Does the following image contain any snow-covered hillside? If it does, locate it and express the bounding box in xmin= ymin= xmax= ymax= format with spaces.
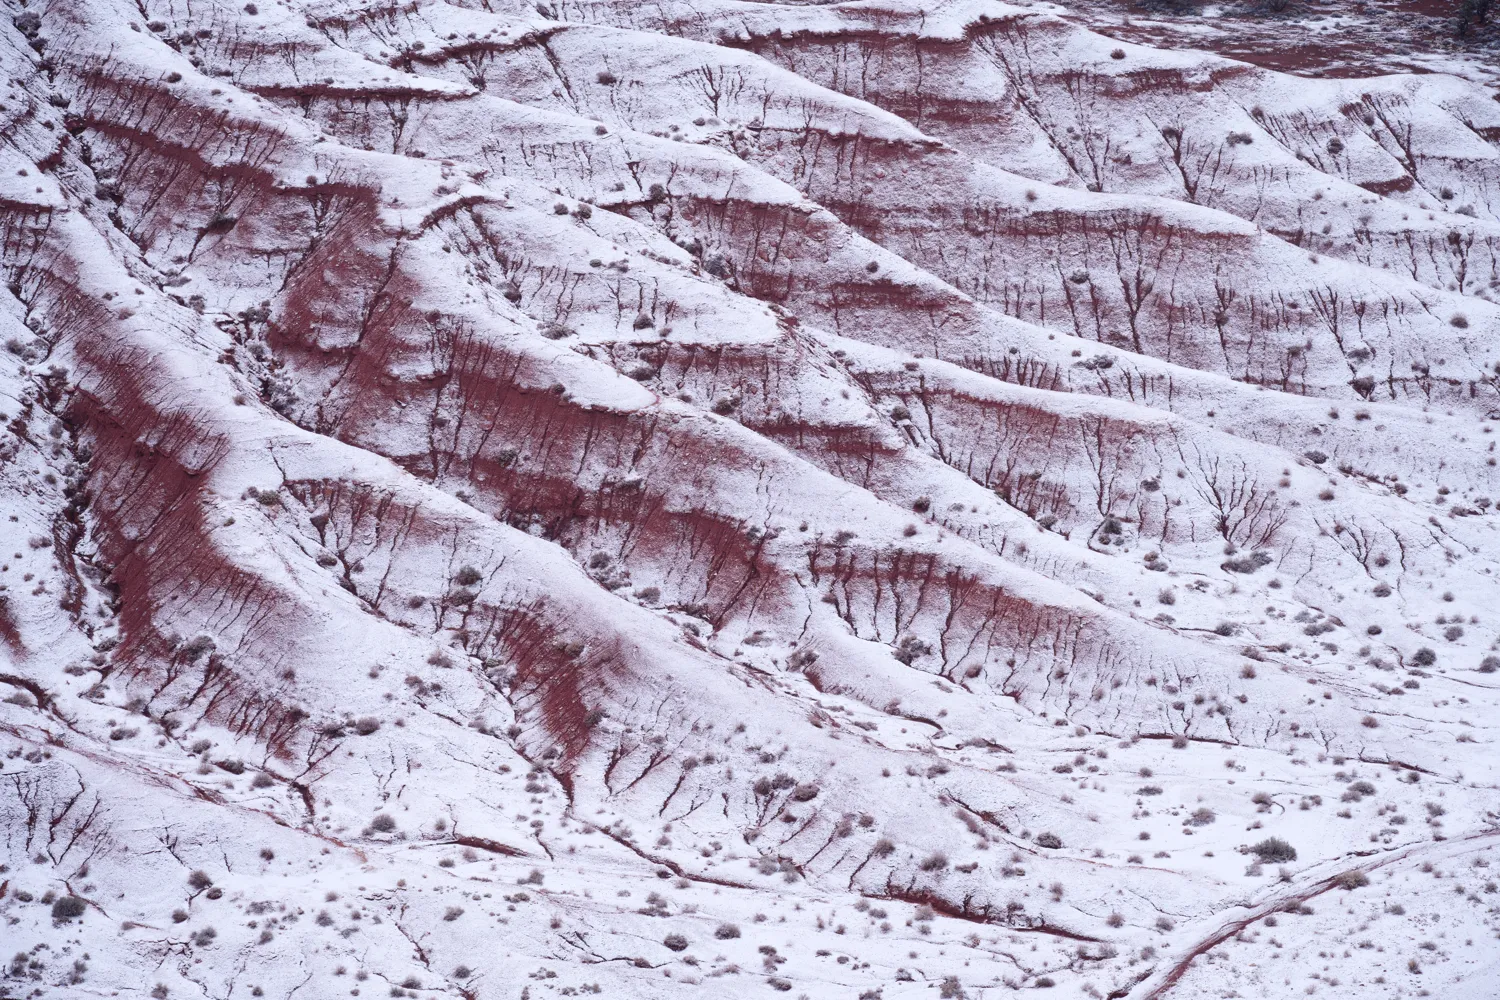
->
xmin=0 ymin=0 xmax=1497 ymax=998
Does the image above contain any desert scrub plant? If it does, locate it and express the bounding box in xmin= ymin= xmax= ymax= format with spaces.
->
xmin=51 ymin=896 xmax=86 ymax=921
xmin=1222 ymin=550 xmax=1272 ymax=574
xmin=1250 ymin=837 xmax=1297 ymax=863
xmin=789 ymin=783 xmax=820 ymax=802
xmin=1034 ymin=832 xmax=1063 ymax=849
xmin=1336 ymin=870 xmax=1370 ymax=890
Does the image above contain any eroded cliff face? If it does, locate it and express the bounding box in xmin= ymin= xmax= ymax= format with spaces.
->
xmin=0 ymin=1 xmax=1497 ymax=997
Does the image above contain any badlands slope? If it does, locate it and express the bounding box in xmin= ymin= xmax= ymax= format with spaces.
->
xmin=0 ymin=0 xmax=1498 ymax=998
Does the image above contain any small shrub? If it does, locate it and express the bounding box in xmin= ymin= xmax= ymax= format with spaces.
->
xmin=1250 ymin=837 xmax=1297 ymax=863
xmin=369 ymin=813 xmax=397 ymax=833
xmin=1336 ymin=870 xmax=1370 ymax=890
xmin=1035 ymin=832 xmax=1062 ymax=849
xmin=662 ymin=933 xmax=688 ymax=952
xmin=1223 ymin=551 xmax=1272 ymax=574
xmin=1412 ymin=647 xmax=1436 ymax=666
xmin=714 ymin=922 xmax=740 ymax=939
xmin=188 ymin=870 xmax=214 ymax=891
xmin=51 ymin=896 xmax=87 ymax=921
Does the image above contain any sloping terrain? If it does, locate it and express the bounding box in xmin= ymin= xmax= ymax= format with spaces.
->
xmin=0 ymin=1 xmax=1497 ymax=998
